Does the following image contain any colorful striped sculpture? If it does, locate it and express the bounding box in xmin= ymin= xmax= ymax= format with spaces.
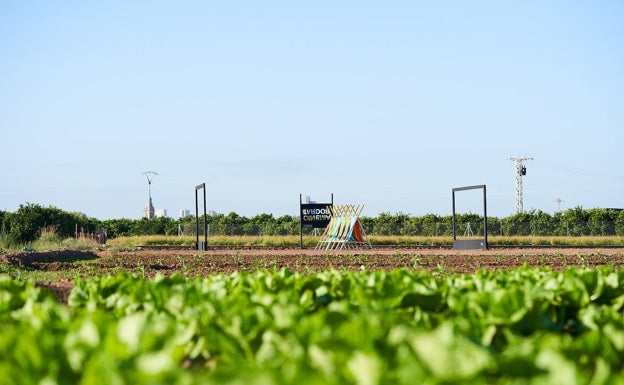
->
xmin=315 ymin=204 xmax=372 ymax=250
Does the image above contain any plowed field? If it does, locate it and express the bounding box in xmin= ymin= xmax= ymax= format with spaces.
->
xmin=2 ymin=247 xmax=623 ymax=303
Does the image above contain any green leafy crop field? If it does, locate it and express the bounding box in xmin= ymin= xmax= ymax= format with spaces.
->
xmin=2 ymin=264 xmax=624 ymax=384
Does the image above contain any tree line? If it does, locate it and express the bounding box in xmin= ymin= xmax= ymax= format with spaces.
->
xmin=1 ymin=203 xmax=623 ymax=245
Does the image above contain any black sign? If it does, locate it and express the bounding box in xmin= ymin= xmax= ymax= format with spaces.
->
xmin=300 ymin=203 xmax=332 ymax=229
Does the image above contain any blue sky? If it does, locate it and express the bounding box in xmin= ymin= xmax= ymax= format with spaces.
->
xmin=1 ymin=1 xmax=623 ymax=220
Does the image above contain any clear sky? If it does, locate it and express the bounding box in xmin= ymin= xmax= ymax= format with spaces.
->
xmin=1 ymin=1 xmax=623 ymax=220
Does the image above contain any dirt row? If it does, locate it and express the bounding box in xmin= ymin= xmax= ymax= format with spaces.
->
xmin=2 ymin=247 xmax=624 ymax=303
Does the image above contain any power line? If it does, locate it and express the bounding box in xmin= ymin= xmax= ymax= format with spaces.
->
xmin=533 ymin=159 xmax=624 ymax=181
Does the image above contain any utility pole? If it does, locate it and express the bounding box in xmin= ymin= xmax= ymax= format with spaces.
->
xmin=508 ymin=157 xmax=533 ymax=214
xmin=142 ymin=171 xmax=158 ymax=219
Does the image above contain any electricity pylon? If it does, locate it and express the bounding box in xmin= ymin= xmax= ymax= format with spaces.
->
xmin=554 ymin=198 xmax=564 ymax=213
xmin=508 ymin=157 xmax=533 ymax=214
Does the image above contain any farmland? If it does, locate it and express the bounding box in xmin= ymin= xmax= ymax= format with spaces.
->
xmin=1 ymin=245 xmax=624 ymax=384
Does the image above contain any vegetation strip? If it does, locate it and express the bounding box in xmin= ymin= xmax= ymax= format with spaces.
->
xmin=2 ymin=204 xmax=623 ymax=250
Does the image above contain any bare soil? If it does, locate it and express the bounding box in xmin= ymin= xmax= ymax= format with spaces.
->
xmin=2 ymin=247 xmax=623 ymax=303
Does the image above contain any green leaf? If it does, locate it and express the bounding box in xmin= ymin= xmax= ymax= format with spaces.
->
xmin=410 ymin=322 xmax=493 ymax=381
xmin=347 ymin=351 xmax=382 ymax=385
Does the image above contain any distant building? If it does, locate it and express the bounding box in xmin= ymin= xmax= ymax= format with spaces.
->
xmin=144 ymin=199 xmax=155 ymax=219
xmin=154 ymin=208 xmax=167 ymax=218
xmin=179 ymin=209 xmax=218 ymax=218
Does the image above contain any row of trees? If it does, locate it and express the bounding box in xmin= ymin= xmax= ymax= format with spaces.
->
xmin=0 ymin=204 xmax=101 ymax=244
xmin=1 ymin=204 xmax=623 ymax=244
xmin=360 ymin=207 xmax=624 ymax=237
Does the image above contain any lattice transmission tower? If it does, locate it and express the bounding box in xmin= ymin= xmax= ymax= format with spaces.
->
xmin=509 ymin=157 xmax=533 ymax=214
xmin=554 ymin=198 xmax=564 ymax=213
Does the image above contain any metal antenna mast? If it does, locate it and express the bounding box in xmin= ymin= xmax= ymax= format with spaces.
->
xmin=508 ymin=157 xmax=533 ymax=214
xmin=142 ymin=171 xmax=158 ymax=219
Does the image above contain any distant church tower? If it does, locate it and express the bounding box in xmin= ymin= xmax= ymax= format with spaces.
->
xmin=144 ymin=197 xmax=155 ymax=219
